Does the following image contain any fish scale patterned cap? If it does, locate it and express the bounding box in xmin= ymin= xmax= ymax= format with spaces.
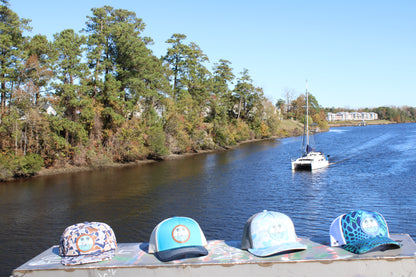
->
xmin=241 ymin=210 xmax=307 ymax=257
xmin=330 ymin=210 xmax=400 ymax=254
xmin=59 ymin=222 xmax=117 ymax=265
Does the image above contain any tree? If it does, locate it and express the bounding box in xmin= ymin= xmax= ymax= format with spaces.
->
xmin=181 ymin=41 xmax=210 ymax=106
xmin=164 ymin=34 xmax=211 ymax=145
xmin=283 ymin=88 xmax=295 ymax=118
xmin=23 ymin=34 xmax=53 ymax=106
xmin=164 ymin=34 xmax=210 ymax=106
xmin=83 ymin=5 xmax=127 ymax=142
xmin=233 ymin=69 xmax=255 ymax=119
xmin=212 ymin=59 xmax=234 ymax=96
xmin=52 ymin=29 xmax=89 ymax=150
xmin=164 ymin=33 xmax=188 ymax=98
xmin=111 ymin=9 xmax=169 ymax=122
xmin=263 ymin=99 xmax=281 ymax=135
xmin=84 ymin=6 xmax=164 ymax=139
xmin=0 ymin=0 xmax=31 ymax=115
xmin=276 ymin=98 xmax=285 ymax=115
xmin=209 ymin=59 xmax=235 ymax=128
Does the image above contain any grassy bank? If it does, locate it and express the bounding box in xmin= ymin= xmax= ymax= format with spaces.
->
xmin=328 ymin=120 xmax=393 ymax=127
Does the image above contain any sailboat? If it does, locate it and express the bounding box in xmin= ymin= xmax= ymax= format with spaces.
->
xmin=291 ymin=82 xmax=329 ymax=171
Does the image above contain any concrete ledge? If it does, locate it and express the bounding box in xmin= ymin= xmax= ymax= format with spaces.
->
xmin=12 ymin=234 xmax=416 ymax=277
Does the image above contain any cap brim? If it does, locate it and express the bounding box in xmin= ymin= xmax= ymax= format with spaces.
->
xmin=61 ymin=250 xmax=115 ymax=266
xmin=342 ymin=237 xmax=401 ymax=254
xmin=248 ymin=241 xmax=307 ymax=257
xmin=155 ymin=246 xmax=208 ymax=262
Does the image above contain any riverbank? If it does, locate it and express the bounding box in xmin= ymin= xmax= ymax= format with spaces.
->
xmin=30 ymin=119 xmax=304 ymax=180
xmin=5 ymin=119 xmax=394 ymax=181
xmin=328 ymin=119 xmax=393 ymax=127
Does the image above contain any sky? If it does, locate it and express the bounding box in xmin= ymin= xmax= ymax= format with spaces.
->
xmin=10 ymin=0 xmax=416 ymax=109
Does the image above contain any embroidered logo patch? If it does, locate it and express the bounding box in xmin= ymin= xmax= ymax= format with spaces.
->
xmin=172 ymin=225 xmax=190 ymax=243
xmin=361 ymin=216 xmax=380 ymax=236
xmin=269 ymin=223 xmax=288 ymax=242
xmin=76 ymin=234 xmax=95 ymax=252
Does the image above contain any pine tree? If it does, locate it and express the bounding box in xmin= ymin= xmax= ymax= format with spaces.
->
xmin=0 ymin=0 xmax=30 ymax=115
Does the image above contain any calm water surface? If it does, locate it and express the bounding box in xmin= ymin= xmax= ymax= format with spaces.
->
xmin=1 ymin=123 xmax=416 ymax=276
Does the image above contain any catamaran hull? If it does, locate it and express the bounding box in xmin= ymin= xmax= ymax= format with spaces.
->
xmin=291 ymin=160 xmax=329 ymax=171
xmin=291 ymin=152 xmax=329 ymax=171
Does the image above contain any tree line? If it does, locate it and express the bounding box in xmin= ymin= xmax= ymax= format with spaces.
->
xmin=2 ymin=3 xmax=411 ymax=180
xmin=324 ymin=106 xmax=416 ymax=123
xmin=0 ymin=3 xmax=287 ymax=179
xmin=277 ymin=88 xmax=416 ymax=125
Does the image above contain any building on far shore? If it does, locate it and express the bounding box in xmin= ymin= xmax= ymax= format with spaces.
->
xmin=327 ymin=112 xmax=378 ymax=122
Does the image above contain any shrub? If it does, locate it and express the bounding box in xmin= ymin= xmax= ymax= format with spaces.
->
xmin=0 ymin=153 xmax=44 ymax=179
xmin=112 ymin=122 xmax=148 ymax=162
xmin=233 ymin=119 xmax=252 ymax=141
xmin=213 ymin=124 xmax=236 ymax=147
xmin=0 ymin=155 xmax=13 ymax=180
xmin=85 ymin=146 xmax=114 ymax=168
xmin=260 ymin=122 xmax=270 ymax=138
xmin=164 ymin=112 xmax=192 ymax=154
xmin=147 ymin=126 xmax=169 ymax=157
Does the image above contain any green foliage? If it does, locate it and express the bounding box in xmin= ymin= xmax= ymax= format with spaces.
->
xmin=164 ymin=109 xmax=192 ymax=154
xmin=232 ymin=119 xmax=253 ymax=142
xmin=0 ymin=153 xmax=44 ymax=179
xmin=213 ymin=123 xmax=236 ymax=146
xmin=112 ymin=121 xmax=147 ymax=162
xmin=0 ymin=4 xmax=414 ymax=181
xmin=0 ymin=2 xmax=31 ymax=112
xmin=372 ymin=106 xmax=416 ymax=123
xmin=85 ymin=148 xmax=114 ymax=168
xmin=147 ymin=125 xmax=168 ymax=157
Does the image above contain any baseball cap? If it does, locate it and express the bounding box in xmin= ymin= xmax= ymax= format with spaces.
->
xmin=241 ymin=210 xmax=307 ymax=257
xmin=330 ymin=210 xmax=401 ymax=254
xmin=148 ymin=217 xmax=208 ymax=262
xmin=59 ymin=222 xmax=117 ymax=266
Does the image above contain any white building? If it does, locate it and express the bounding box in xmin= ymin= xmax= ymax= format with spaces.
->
xmin=42 ymin=104 xmax=57 ymax=116
xmin=327 ymin=112 xmax=378 ymax=122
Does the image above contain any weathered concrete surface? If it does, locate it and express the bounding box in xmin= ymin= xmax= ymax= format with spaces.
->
xmin=12 ymin=234 xmax=416 ymax=277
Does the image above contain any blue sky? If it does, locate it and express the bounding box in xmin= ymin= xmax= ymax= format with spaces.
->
xmin=10 ymin=0 xmax=416 ymax=109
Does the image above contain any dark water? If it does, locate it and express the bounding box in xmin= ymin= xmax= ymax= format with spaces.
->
xmin=1 ymin=123 xmax=416 ymax=276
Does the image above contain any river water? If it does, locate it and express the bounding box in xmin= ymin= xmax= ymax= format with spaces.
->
xmin=1 ymin=123 xmax=416 ymax=276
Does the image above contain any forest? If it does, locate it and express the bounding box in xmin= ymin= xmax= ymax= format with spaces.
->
xmin=0 ymin=3 xmax=413 ymax=180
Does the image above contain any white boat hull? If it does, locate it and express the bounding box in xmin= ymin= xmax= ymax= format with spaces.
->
xmin=291 ymin=151 xmax=329 ymax=171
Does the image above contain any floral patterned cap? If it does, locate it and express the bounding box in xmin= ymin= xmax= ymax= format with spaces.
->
xmin=59 ymin=222 xmax=117 ymax=266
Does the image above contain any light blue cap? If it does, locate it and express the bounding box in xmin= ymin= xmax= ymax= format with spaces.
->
xmin=148 ymin=217 xmax=208 ymax=262
xmin=241 ymin=210 xmax=306 ymax=257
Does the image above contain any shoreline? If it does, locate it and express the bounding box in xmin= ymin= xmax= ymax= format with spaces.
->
xmin=3 ymin=120 xmax=395 ymax=182
xmin=328 ymin=119 xmax=393 ymax=127
xmin=35 ymin=137 xmax=281 ymax=178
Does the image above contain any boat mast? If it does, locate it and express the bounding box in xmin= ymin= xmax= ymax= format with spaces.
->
xmin=306 ymin=80 xmax=309 ymax=148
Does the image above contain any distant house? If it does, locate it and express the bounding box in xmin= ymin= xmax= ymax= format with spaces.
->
xmin=350 ymin=112 xmax=362 ymax=120
xmin=327 ymin=111 xmax=378 ymax=121
xmin=41 ymin=104 xmax=57 ymax=116
xmin=130 ymin=102 xmax=164 ymax=119
xmin=369 ymin=112 xmax=378 ymax=120
xmin=327 ymin=112 xmax=337 ymax=121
